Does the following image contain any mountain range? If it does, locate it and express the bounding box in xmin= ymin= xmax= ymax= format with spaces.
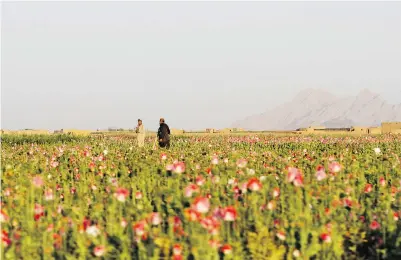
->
xmin=232 ymin=88 xmax=401 ymax=130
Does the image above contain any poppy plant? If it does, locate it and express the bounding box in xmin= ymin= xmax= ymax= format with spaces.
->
xmin=2 ymin=133 xmax=401 ymax=259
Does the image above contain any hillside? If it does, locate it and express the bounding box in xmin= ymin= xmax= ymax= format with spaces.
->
xmin=232 ymin=89 xmax=401 ymax=130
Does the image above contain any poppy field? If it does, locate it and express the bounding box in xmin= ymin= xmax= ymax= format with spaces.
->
xmin=1 ymin=134 xmax=401 ymax=259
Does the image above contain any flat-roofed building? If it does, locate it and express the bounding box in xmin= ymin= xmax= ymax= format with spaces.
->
xmin=382 ymin=122 xmax=401 ymax=134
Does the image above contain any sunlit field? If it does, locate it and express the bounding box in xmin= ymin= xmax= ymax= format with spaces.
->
xmin=1 ymin=134 xmax=401 ymax=259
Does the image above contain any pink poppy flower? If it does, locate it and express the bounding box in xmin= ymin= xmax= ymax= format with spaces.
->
xmin=196 ymin=176 xmax=206 ymax=186
xmin=320 ymin=233 xmax=332 ymax=243
xmin=276 ymin=231 xmax=286 ymax=241
xmin=393 ymin=212 xmax=399 ymax=221
xmin=364 ymin=184 xmax=373 ymax=193
xmin=114 ymin=188 xmax=130 ymax=202
xmin=46 ymin=224 xmax=54 ymax=232
xmin=247 ymin=177 xmax=262 ymax=191
xmin=343 ymin=198 xmax=353 ymax=208
xmin=315 ymin=165 xmax=327 ymax=181
xmin=379 ymin=177 xmax=386 ymax=187
xmin=211 ymin=156 xmax=219 ymax=165
xmin=34 ymin=204 xmax=44 ymax=221
xmin=236 ymin=159 xmax=247 ymax=168
xmin=192 ymin=197 xmax=210 ymax=213
xmin=228 ymin=178 xmax=238 ymax=186
xmin=150 ymin=212 xmax=162 ymax=226
xmin=328 ymin=162 xmax=342 ymax=173
xmin=370 ymin=220 xmax=381 ymax=230
xmin=32 ymin=175 xmax=44 ymax=188
xmin=220 ymin=244 xmax=232 ymax=255
xmin=0 ymin=210 xmax=9 ymax=223
xmin=173 ymin=162 xmax=186 ymax=174
xmin=267 ymin=201 xmax=276 ymax=211
xmin=2 ymin=230 xmax=11 ymax=247
xmin=121 ymin=218 xmax=128 ymax=228
xmin=184 ymin=208 xmax=201 ymax=222
xmin=272 ymin=188 xmax=280 ymax=198
xmin=293 ymin=174 xmax=304 ymax=187
xmin=135 ymin=192 xmax=143 ymax=200
xmin=274 ymin=219 xmax=280 ymax=228
xmin=50 ymin=161 xmax=59 ymax=168
xmin=94 ymin=245 xmax=106 ymax=257
xmin=286 ymin=167 xmax=301 ymax=183
xmin=133 ymin=220 xmax=147 ymax=236
xmin=3 ymin=188 xmax=12 ymax=197
xmin=86 ymin=225 xmax=101 ymax=237
xmin=173 ymin=244 xmax=182 ymax=256
xmin=44 ymin=189 xmax=54 ymax=201
xmin=184 ymin=184 xmax=200 ymax=198
xmin=222 ymin=206 xmax=237 ymax=221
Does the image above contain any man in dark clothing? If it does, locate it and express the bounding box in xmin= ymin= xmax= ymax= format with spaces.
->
xmin=157 ymin=118 xmax=171 ymax=149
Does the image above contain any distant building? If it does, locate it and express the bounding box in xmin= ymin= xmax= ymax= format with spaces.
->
xmin=171 ymin=128 xmax=184 ymax=135
xmin=306 ymin=126 xmax=326 ymax=132
xmin=368 ymin=127 xmax=382 ymax=134
xmin=382 ymin=122 xmax=401 ymax=134
xmin=351 ymin=127 xmax=369 ymax=134
xmin=322 ymin=128 xmax=351 ymax=131
xmin=220 ymin=128 xmax=233 ymax=134
xmin=232 ymin=128 xmax=243 ymax=132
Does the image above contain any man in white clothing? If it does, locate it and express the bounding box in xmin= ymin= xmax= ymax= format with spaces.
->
xmin=135 ymin=119 xmax=146 ymax=147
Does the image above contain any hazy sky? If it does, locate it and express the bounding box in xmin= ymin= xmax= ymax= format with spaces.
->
xmin=2 ymin=1 xmax=401 ymax=130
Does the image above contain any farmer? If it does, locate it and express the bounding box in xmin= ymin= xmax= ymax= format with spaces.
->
xmin=157 ymin=118 xmax=170 ymax=149
xmin=135 ymin=119 xmax=146 ymax=147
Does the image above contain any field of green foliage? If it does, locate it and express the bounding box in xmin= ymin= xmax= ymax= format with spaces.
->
xmin=1 ymin=134 xmax=401 ymax=259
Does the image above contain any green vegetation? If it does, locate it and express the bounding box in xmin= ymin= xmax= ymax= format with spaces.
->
xmin=1 ymin=134 xmax=401 ymax=259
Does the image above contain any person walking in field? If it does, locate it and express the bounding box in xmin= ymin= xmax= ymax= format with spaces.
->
xmin=135 ymin=119 xmax=146 ymax=147
xmin=157 ymin=118 xmax=170 ymax=149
